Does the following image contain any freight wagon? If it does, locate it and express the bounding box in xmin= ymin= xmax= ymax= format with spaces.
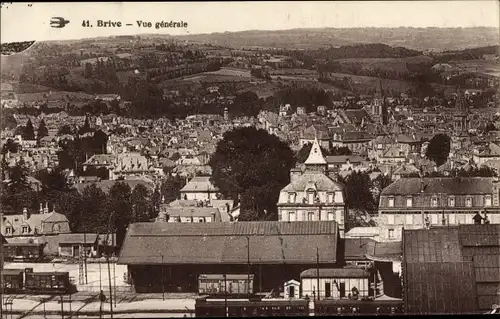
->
xmin=198 ymin=274 xmax=254 ymax=297
xmin=3 ymin=243 xmax=46 ymax=262
xmin=2 ymin=268 xmax=75 ymax=294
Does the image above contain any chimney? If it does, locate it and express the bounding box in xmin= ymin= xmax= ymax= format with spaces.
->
xmin=23 ymin=207 xmax=28 ymax=220
xmin=420 ymin=179 xmax=425 ymax=193
xmin=44 ymin=202 xmax=49 ymax=214
xmin=211 ymin=212 xmax=216 ymax=223
xmin=39 ymin=203 xmax=43 ymax=214
xmin=290 ymin=167 xmax=302 ymax=183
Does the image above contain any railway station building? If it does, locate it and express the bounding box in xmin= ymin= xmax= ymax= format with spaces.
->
xmin=118 ymin=221 xmax=340 ymax=293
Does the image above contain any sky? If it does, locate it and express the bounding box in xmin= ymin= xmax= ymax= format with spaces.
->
xmin=1 ymin=1 xmax=499 ymax=43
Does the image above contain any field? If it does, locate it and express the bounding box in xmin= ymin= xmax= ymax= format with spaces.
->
xmin=453 ymin=59 xmax=500 ymax=77
xmin=17 ymin=90 xmax=96 ymax=104
xmin=337 ymin=56 xmax=434 ymax=73
xmin=166 ymin=67 xmax=254 ymax=84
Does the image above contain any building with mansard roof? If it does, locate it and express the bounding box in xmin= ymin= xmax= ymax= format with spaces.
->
xmin=277 ymin=138 xmax=347 ymax=236
xmin=377 ymin=177 xmax=500 ymax=241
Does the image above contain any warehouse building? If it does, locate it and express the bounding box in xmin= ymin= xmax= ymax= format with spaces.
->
xmin=118 ymin=221 xmax=340 ymax=293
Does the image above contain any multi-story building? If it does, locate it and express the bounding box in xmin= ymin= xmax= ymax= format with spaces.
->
xmin=378 ymin=177 xmax=500 ymax=241
xmin=277 ymin=138 xmax=347 ymax=236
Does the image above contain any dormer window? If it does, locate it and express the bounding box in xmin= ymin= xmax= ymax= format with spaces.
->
xmin=307 ymin=191 xmax=315 ymax=205
xmin=406 ymin=196 xmax=413 ymax=208
xmin=431 ymin=196 xmax=438 ymax=207
xmin=448 ymin=196 xmax=455 ymax=207
xmin=22 ymin=226 xmax=28 ymax=234
xmin=288 ymin=193 xmax=296 ymax=204
xmin=5 ymin=227 xmax=12 ymax=235
xmin=485 ymin=195 xmax=492 ymax=207
xmin=388 ymin=197 xmax=395 ymax=208
xmin=328 ymin=193 xmax=334 ymax=204
xmin=466 ymin=196 xmax=473 ymax=207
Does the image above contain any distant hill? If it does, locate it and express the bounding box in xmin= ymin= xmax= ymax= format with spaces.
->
xmin=308 ymin=43 xmax=423 ymax=59
xmin=171 ymin=27 xmax=500 ymax=51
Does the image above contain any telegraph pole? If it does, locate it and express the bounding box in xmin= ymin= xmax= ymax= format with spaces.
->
xmin=1 ymin=212 xmax=4 ymax=319
xmin=161 ymin=255 xmax=165 ymax=301
xmin=246 ymin=236 xmax=250 ymax=296
xmin=224 ymin=274 xmax=228 ymax=318
xmin=316 ymin=248 xmax=320 ymax=301
xmin=84 ymin=232 xmax=88 ymax=284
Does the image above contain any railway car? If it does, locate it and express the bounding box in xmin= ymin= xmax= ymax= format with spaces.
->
xmin=198 ymin=274 xmax=254 ymax=297
xmin=3 ymin=243 xmax=45 ymax=262
xmin=195 ymin=297 xmax=309 ymax=317
xmin=1 ymin=269 xmax=24 ymax=293
xmin=314 ymin=298 xmax=403 ymax=316
xmin=24 ymin=270 xmax=72 ymax=294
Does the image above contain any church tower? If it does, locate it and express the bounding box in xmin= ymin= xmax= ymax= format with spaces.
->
xmin=304 ymin=138 xmax=328 ymax=174
xmin=372 ymin=80 xmax=388 ymax=125
xmin=453 ymin=89 xmax=469 ymax=133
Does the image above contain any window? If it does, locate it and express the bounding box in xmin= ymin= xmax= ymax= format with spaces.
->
xmin=388 ymin=197 xmax=395 ymax=207
xmin=5 ymin=227 xmax=12 ymax=235
xmin=327 ymin=212 xmax=335 ymax=221
xmin=431 ymin=214 xmax=438 ymax=225
xmin=288 ymin=193 xmax=295 ymax=204
xmin=466 ymin=196 xmax=473 ymax=207
xmin=308 ymin=192 xmax=314 ymax=204
xmin=387 ymin=214 xmax=395 ymax=225
xmin=335 ymin=191 xmax=343 ymax=203
xmin=406 ymin=197 xmax=413 ymax=208
xmin=431 ymin=197 xmax=438 ymax=207
xmin=22 ymin=226 xmax=28 ymax=234
xmin=405 ymin=214 xmax=414 ymax=225
xmin=289 ymin=211 xmax=296 ymax=222
xmin=377 ymin=144 xmax=383 ymax=150
xmin=388 ymin=229 xmax=395 ymax=239
xmin=448 ymin=196 xmax=455 ymax=207
xmin=485 ymin=195 xmax=492 ymax=207
xmin=308 ymin=212 xmax=315 ymax=221
xmin=449 ymin=214 xmax=456 ymax=224
xmin=328 ymin=193 xmax=334 ymax=204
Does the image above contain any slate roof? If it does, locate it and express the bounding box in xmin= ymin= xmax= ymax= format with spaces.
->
xmin=381 ymin=177 xmax=496 ymax=196
xmin=281 ymin=172 xmax=343 ymax=193
xmin=478 ymin=143 xmax=500 ymax=157
xmin=158 ymin=207 xmax=222 ymax=222
xmin=300 ymin=268 xmax=370 ymax=279
xmin=403 ymin=228 xmax=463 ymax=263
xmin=403 ymin=225 xmax=500 ymax=312
xmin=343 ymin=238 xmax=402 ymax=262
xmin=326 ymin=155 xmax=364 ymax=165
xmin=118 ymin=221 xmax=338 ymax=265
xmin=404 ymin=262 xmax=478 ymax=314
xmin=180 ymin=176 xmax=219 ymax=193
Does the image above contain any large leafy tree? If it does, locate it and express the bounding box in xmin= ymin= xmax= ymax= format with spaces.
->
xmin=339 ymin=171 xmax=377 ymax=213
xmin=131 ymin=184 xmax=152 ymax=222
xmin=1 ymin=139 xmax=19 ymax=154
xmin=426 ymin=133 xmax=451 ymax=166
xmin=107 ymin=181 xmax=132 ymax=249
xmin=37 ymin=167 xmax=70 ymax=201
xmin=55 ymin=190 xmax=83 ymax=231
xmin=1 ymin=158 xmax=38 ymax=213
xmin=209 ymin=127 xmax=295 ymax=221
xmin=80 ymin=184 xmax=108 ymax=233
